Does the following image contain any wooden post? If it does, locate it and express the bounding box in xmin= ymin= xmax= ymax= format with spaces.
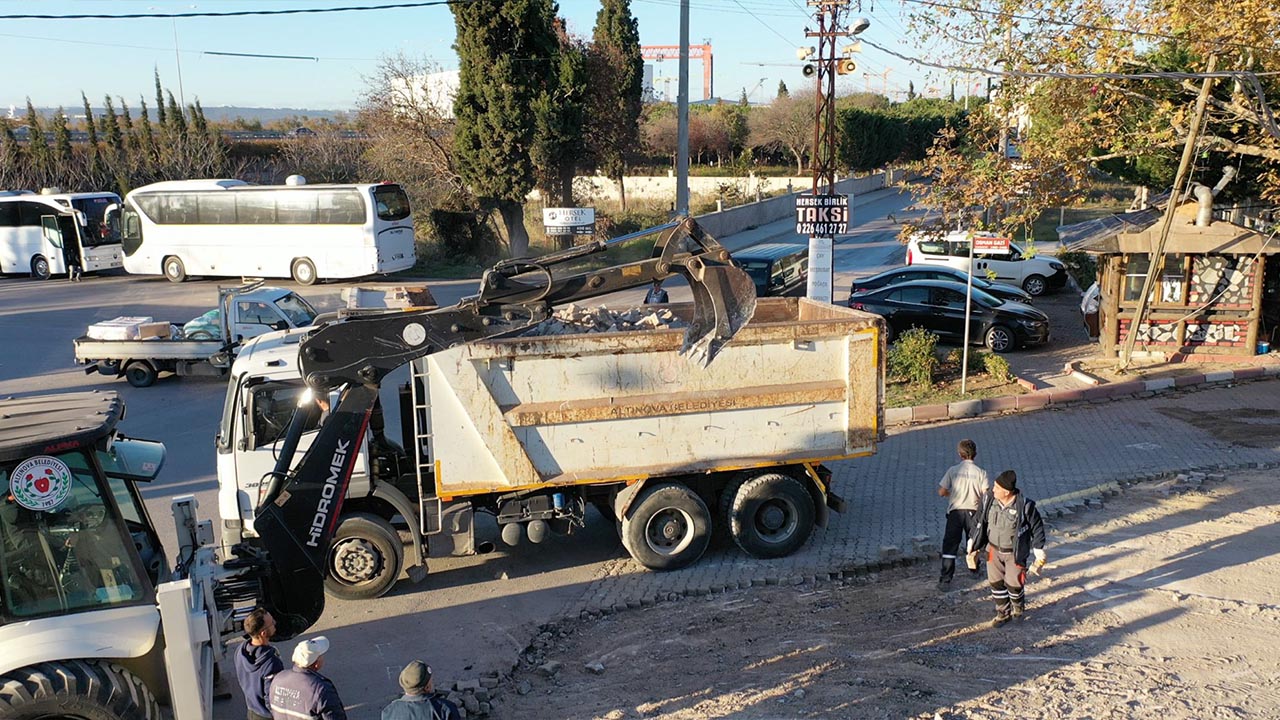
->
xmin=1246 ymin=255 xmax=1266 ymax=354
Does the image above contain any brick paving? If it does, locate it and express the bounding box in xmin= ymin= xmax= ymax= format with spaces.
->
xmin=560 ymin=378 xmax=1280 ymax=621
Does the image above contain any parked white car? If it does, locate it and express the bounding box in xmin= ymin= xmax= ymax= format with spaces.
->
xmin=905 ymin=231 xmax=1068 ymax=296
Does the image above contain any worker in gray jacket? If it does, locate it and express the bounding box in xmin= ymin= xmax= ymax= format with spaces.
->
xmin=969 ymin=470 xmax=1046 ymax=627
xmin=937 ymin=439 xmax=990 ymax=590
xmin=269 ymin=636 xmax=347 ymax=720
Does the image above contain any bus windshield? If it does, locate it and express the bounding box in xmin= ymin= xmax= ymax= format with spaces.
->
xmin=71 ymin=196 xmax=118 ymax=247
xmin=372 ymin=185 xmax=411 ymax=222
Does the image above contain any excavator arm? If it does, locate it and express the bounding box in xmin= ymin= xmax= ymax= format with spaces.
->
xmin=251 ymin=216 xmax=756 ymax=638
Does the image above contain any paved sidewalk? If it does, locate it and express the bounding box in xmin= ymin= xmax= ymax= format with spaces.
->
xmin=562 ymin=377 xmax=1280 ymax=619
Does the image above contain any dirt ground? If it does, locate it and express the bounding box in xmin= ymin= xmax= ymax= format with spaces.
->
xmin=490 ymin=471 xmax=1280 ymax=720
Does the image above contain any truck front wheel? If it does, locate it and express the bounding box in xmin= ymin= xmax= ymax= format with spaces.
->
xmin=0 ymin=659 xmax=161 ymax=720
xmin=621 ymin=483 xmax=711 ymax=571
xmin=325 ymin=512 xmax=404 ymax=600
xmin=727 ymin=472 xmax=815 ymax=558
xmin=124 ymin=360 xmax=158 ymax=388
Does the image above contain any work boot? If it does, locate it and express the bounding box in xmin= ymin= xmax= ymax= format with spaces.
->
xmin=991 ymin=613 xmax=1011 ymax=628
xmin=937 ymin=579 xmax=952 ymax=593
xmin=1011 ymin=603 xmax=1025 ymax=619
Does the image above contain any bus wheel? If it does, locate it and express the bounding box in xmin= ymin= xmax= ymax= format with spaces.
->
xmin=163 ymin=256 xmax=186 ymax=283
xmin=29 ymin=255 xmax=51 ymax=280
xmin=325 ymin=512 xmax=404 ymax=600
xmin=124 ymin=360 xmax=158 ymax=388
xmin=727 ymin=472 xmax=815 ymax=559
xmin=621 ymin=483 xmax=711 ymax=571
xmin=291 ymin=258 xmax=318 ymax=286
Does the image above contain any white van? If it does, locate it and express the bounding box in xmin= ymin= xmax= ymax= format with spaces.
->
xmin=905 ymin=231 xmax=1068 ymax=296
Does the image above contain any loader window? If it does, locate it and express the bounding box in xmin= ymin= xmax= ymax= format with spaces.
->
xmin=0 ymin=451 xmax=149 ymax=621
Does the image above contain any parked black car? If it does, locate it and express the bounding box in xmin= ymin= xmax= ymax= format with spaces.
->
xmin=849 ymin=279 xmax=1050 ymax=352
xmin=849 ymin=265 xmax=1034 ymax=306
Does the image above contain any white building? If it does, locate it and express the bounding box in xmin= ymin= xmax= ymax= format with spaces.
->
xmin=389 ymin=69 xmax=460 ymax=120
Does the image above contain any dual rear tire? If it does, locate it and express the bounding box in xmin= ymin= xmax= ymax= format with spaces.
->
xmin=620 ymin=471 xmax=817 ymax=571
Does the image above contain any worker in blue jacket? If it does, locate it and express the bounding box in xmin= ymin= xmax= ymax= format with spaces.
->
xmin=269 ymin=637 xmax=347 ymax=720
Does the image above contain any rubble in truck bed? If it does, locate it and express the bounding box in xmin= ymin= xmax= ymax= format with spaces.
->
xmin=520 ymin=304 xmax=687 ymax=336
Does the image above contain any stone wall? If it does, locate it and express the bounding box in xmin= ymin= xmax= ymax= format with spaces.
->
xmin=1188 ymin=256 xmax=1255 ymax=310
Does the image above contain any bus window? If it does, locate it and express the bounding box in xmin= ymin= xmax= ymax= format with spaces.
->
xmin=275 ymin=192 xmax=317 ymax=224
xmin=372 ymin=185 xmax=410 ymax=222
xmin=0 ymin=202 xmax=15 ymax=227
xmin=317 ymin=190 xmax=365 ymax=225
xmin=236 ymin=194 xmax=276 ymax=224
xmin=197 ymin=194 xmax=238 ymax=224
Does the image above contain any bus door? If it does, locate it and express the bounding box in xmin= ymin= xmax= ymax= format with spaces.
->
xmin=39 ymin=215 xmax=75 ymax=276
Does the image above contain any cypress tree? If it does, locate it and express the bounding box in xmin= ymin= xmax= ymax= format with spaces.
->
xmin=154 ymin=69 xmax=167 ymax=127
xmin=777 ymin=80 xmax=789 ymax=98
xmin=51 ymin=107 xmax=73 ymax=167
xmin=102 ymin=95 xmax=124 ymax=154
xmin=452 ymin=0 xmax=561 ymax=256
xmin=25 ymin=100 xmax=50 ymax=177
xmin=0 ymin=121 xmax=22 ymax=187
xmin=531 ymin=25 xmax=589 ymax=247
xmin=587 ymin=0 xmax=643 ymax=210
xmin=167 ymin=91 xmax=187 ymax=135
xmin=81 ymin=92 xmax=98 ymax=146
xmin=118 ymin=97 xmax=133 ymax=132
xmin=191 ymin=99 xmax=209 ymax=136
xmin=138 ymin=98 xmax=157 ymax=158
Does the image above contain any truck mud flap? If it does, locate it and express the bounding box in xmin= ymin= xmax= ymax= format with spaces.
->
xmin=826 ymin=490 xmax=848 ymax=514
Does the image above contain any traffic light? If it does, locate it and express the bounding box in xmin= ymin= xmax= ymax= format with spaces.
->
xmin=836 ymin=59 xmax=857 ymax=75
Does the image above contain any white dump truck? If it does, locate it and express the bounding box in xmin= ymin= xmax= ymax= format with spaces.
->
xmin=217 ymin=219 xmax=885 ymax=600
xmin=73 ymin=282 xmax=318 ymax=387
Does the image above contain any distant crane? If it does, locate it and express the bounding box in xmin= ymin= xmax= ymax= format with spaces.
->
xmin=744 ymin=77 xmax=768 ymax=103
xmin=644 ymin=43 xmax=713 ymax=100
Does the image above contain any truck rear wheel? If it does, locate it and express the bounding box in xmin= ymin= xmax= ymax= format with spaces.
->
xmin=621 ymin=483 xmax=711 ymax=571
xmin=325 ymin=512 xmax=404 ymax=600
xmin=123 ymin=361 xmax=157 ymax=388
xmin=727 ymin=472 xmax=815 ymax=559
xmin=0 ymin=659 xmax=161 ymax=720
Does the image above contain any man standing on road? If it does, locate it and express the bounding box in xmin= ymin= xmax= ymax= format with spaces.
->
xmin=269 ymin=636 xmax=347 ymax=720
xmin=970 ymin=470 xmax=1047 ymax=627
xmin=382 ymin=660 xmax=461 ymax=720
xmin=234 ymin=608 xmax=285 ymax=720
xmin=937 ymin=439 xmax=989 ymax=591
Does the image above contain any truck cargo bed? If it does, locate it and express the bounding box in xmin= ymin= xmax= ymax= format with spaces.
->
xmin=421 ymin=297 xmax=884 ymax=494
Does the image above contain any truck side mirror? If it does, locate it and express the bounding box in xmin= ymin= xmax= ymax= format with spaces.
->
xmin=272 ymin=320 xmax=289 ymax=331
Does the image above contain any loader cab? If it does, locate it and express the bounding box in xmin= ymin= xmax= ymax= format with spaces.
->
xmin=0 ymin=393 xmax=167 ymax=623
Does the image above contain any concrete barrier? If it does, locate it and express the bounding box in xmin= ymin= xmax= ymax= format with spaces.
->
xmin=692 ymin=170 xmax=897 ymax=239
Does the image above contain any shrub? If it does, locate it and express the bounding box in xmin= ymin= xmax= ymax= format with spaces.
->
xmin=945 ymin=348 xmax=986 ymax=373
xmin=888 ymin=328 xmax=938 ymax=388
xmin=1058 ymin=250 xmax=1097 ymax=289
xmin=983 ymin=352 xmax=1013 ymax=382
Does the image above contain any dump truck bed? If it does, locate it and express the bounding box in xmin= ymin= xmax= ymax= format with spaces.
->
xmin=421 ymin=297 xmax=884 ymax=495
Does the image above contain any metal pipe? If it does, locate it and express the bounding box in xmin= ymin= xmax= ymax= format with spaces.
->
xmin=676 ymin=0 xmax=690 ymax=215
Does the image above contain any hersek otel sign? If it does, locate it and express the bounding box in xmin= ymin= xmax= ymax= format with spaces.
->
xmin=795 ymin=194 xmax=849 ymax=236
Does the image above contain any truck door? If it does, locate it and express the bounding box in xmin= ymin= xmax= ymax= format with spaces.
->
xmin=235 ymin=380 xmax=370 ymax=535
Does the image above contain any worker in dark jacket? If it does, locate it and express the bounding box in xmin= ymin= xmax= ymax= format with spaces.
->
xmin=234 ymin=609 xmax=285 ymax=720
xmin=969 ymin=470 xmax=1046 ymax=627
xmin=269 ymin=636 xmax=347 ymax=720
xmin=381 ymin=661 xmax=460 ymax=720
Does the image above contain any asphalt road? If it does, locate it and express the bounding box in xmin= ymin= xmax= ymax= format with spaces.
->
xmin=0 ymin=186 xmax=920 ymax=718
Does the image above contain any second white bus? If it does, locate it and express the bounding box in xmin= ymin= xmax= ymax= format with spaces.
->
xmin=0 ymin=190 xmax=124 ymax=279
xmin=118 ymin=178 xmax=416 ymax=284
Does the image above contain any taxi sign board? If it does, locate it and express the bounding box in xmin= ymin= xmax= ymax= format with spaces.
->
xmin=795 ymin=194 xmax=849 ymax=236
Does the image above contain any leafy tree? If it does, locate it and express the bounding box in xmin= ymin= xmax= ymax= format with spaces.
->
xmin=777 ymin=80 xmax=789 ymax=98
xmin=749 ymin=92 xmax=812 ymax=173
xmin=586 ymin=0 xmax=644 ymax=210
xmin=452 ymin=0 xmax=561 ymax=256
xmin=0 ymin=121 xmax=23 ymax=189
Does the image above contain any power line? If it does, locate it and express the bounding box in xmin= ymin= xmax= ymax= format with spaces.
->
xmin=0 ymin=0 xmax=468 ymax=21
xmin=728 ymin=0 xmax=799 ymax=50
xmin=0 ymin=31 xmax=388 ymax=62
xmin=895 ymin=0 xmax=1278 ymax=54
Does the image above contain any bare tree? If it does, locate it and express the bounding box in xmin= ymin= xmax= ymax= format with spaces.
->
xmin=749 ymin=93 xmax=812 ymax=174
xmin=279 ymin=132 xmax=366 ymax=183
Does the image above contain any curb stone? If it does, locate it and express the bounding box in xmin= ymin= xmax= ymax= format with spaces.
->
xmin=887 ymin=363 xmax=1280 ymax=427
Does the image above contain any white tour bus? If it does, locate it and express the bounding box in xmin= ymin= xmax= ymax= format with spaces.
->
xmin=0 ymin=189 xmax=124 ymax=279
xmin=117 ymin=177 xmax=416 ymax=284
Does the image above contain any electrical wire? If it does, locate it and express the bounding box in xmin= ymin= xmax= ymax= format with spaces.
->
xmin=0 ymin=0 xmax=471 ymax=21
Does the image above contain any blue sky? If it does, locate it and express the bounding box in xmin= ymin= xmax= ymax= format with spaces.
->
xmin=0 ymin=0 xmax=945 ymax=112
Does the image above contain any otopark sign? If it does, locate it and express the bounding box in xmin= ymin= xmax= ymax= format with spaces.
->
xmin=795 ymin=194 xmax=850 ymax=236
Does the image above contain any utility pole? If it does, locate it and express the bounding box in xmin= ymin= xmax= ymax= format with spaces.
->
xmin=797 ymin=2 xmax=866 ymax=303
xmin=675 ymin=0 xmax=690 ymax=215
xmin=1119 ymin=55 xmax=1218 ymax=370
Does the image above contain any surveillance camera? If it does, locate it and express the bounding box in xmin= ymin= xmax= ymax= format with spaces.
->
xmin=849 ymin=17 xmax=871 ymax=35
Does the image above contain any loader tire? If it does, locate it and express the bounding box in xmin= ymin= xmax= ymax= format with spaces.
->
xmin=621 ymin=483 xmax=711 ymax=571
xmin=727 ymin=472 xmax=815 ymax=559
xmin=0 ymin=659 xmax=161 ymax=720
xmin=325 ymin=512 xmax=404 ymax=601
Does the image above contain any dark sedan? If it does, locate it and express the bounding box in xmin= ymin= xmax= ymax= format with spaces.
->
xmin=849 ymin=279 xmax=1050 ymax=353
xmin=849 ymin=266 xmax=1034 ymax=306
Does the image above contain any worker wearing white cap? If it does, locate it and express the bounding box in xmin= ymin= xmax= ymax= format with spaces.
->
xmin=268 ymin=636 xmax=348 ymax=720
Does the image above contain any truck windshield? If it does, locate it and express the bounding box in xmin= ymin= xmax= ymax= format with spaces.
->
xmin=0 ymin=450 xmax=149 ymax=622
xmin=276 ymin=293 xmax=318 ymax=327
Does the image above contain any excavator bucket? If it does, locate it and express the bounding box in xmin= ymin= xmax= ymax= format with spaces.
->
xmin=678 ymin=255 xmax=758 ymax=366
